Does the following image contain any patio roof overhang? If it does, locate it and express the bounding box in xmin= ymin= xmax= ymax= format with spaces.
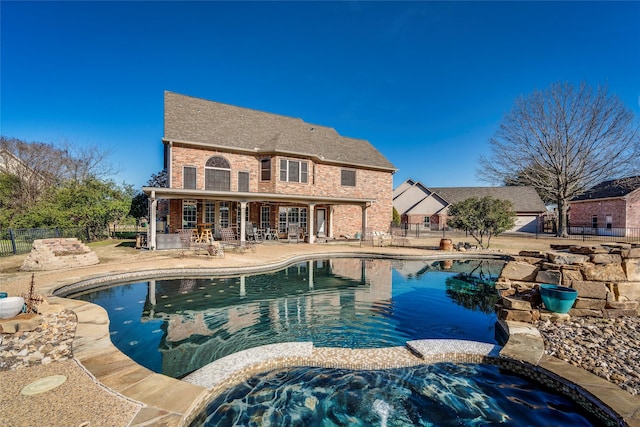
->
xmin=142 ymin=187 xmax=373 ymax=207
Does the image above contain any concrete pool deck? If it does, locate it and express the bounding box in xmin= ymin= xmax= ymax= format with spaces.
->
xmin=1 ymin=239 xmax=640 ymax=426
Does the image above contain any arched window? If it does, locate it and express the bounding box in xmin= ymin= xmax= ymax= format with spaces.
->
xmin=205 ymin=156 xmax=231 ymax=191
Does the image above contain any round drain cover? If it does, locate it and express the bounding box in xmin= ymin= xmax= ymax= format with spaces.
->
xmin=21 ymin=375 xmax=67 ymax=395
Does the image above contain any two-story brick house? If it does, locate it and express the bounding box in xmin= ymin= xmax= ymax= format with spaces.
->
xmin=143 ymin=92 xmax=396 ymax=249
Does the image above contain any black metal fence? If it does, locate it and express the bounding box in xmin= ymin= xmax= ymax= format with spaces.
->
xmin=0 ymin=227 xmax=90 ymax=257
xmin=567 ymin=225 xmax=640 ymax=243
xmin=390 ymin=223 xmax=452 ymax=239
xmin=390 ymin=223 xmax=640 ymax=244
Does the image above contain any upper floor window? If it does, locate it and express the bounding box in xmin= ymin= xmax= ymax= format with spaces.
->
xmin=260 ymin=158 xmax=271 ymax=181
xmin=341 ymin=169 xmax=356 ymax=186
xmin=205 ymin=156 xmax=230 ymax=191
xmin=183 ymin=166 xmax=196 ymax=189
xmin=280 ymin=159 xmax=308 ymax=183
xmin=238 ymin=171 xmax=249 ymax=192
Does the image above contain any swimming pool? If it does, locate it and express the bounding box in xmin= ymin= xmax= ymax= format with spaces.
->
xmin=191 ymin=364 xmax=600 ymax=426
xmin=72 ymin=258 xmax=506 ymax=378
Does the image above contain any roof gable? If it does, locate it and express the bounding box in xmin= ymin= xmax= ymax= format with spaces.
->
xmin=164 ymin=91 xmax=395 ymax=171
xmin=571 ymin=176 xmax=640 ymax=201
xmin=393 ymin=179 xmax=547 ymax=214
xmin=430 ymin=186 xmax=547 ymax=213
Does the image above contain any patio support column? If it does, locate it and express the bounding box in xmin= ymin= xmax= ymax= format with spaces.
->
xmin=308 ymin=203 xmax=315 ymax=244
xmin=361 ymin=203 xmax=368 ymax=239
xmin=148 ymin=280 xmax=156 ymax=318
xmin=149 ymin=191 xmax=157 ymax=250
xmin=240 ymin=201 xmax=247 ymax=247
xmin=329 ymin=206 xmax=334 ymax=239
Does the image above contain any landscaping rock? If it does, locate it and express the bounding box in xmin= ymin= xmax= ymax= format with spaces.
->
xmin=605 ymin=300 xmax=639 ymax=310
xmin=569 ymin=245 xmax=602 ymax=255
xmin=502 ymin=296 xmax=532 ymax=311
xmin=614 ymin=282 xmax=640 ymax=301
xmin=570 ymin=280 xmax=608 ymax=299
xmin=0 ymin=313 xmax=43 ymax=334
xmin=582 ymin=262 xmax=627 ymax=281
xmin=561 ymin=268 xmax=584 ymax=286
xmin=500 ymin=261 xmax=539 ymax=281
xmin=622 ymin=259 xmax=640 ymax=281
xmin=568 ymin=308 xmax=604 ymax=317
xmin=546 ymin=251 xmax=590 ymax=265
xmin=535 ymin=269 xmax=561 ymax=285
xmin=603 ymin=309 xmax=638 ymax=318
xmin=573 ymin=297 xmax=606 ymax=310
xmin=499 ymin=308 xmax=533 ymax=322
xmin=590 ymin=253 xmax=622 ymax=265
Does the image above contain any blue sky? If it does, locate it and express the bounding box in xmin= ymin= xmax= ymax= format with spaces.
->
xmin=2 ymin=1 xmax=639 ymax=189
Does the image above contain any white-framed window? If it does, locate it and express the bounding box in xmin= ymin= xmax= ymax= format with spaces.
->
xmin=182 ymin=200 xmax=197 ymax=229
xmin=205 ymin=156 xmax=231 ymax=191
xmin=204 ymin=201 xmax=215 ymax=225
xmin=423 ymin=216 xmax=430 ymax=227
xmin=606 ymin=215 xmax=613 ymax=229
xmin=341 ymin=168 xmax=356 ymax=187
xmin=279 ymin=159 xmax=308 ymax=183
xmin=261 ymin=205 xmax=270 ymax=229
xmin=278 ymin=207 xmax=308 ymax=233
xmin=592 ymin=215 xmax=598 ymax=229
xmin=219 ymin=202 xmax=229 ymax=228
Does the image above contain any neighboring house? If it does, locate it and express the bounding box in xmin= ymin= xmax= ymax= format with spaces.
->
xmin=568 ymin=176 xmax=640 ymax=236
xmin=393 ymin=179 xmax=547 ymax=233
xmin=0 ymin=149 xmax=32 ymax=176
xmin=143 ymin=91 xmax=396 ymax=249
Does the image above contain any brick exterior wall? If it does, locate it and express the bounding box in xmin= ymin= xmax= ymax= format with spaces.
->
xmin=167 ymin=144 xmax=393 ymax=236
xmin=569 ymin=199 xmax=628 ymax=228
xmin=627 ymin=190 xmax=640 ymax=229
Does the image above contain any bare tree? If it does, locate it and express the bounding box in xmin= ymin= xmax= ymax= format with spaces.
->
xmin=0 ymin=136 xmax=117 ymax=221
xmin=478 ymin=82 xmax=640 ymax=237
xmin=0 ymin=137 xmax=63 ymax=207
xmin=57 ymin=139 xmax=116 ymax=183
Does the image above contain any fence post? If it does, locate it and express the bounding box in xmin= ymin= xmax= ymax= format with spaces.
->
xmin=55 ymin=227 xmax=60 ymax=238
xmin=9 ymin=228 xmax=17 ymax=255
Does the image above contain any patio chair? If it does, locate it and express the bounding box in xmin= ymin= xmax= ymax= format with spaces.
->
xmin=220 ymin=227 xmax=255 ymax=254
xmin=246 ymin=223 xmax=264 ymax=243
xmin=177 ymin=229 xmax=224 ymax=258
xmin=287 ymin=223 xmax=300 ymax=243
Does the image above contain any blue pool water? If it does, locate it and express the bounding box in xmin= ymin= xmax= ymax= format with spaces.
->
xmin=72 ymin=258 xmax=505 ymax=378
xmin=192 ymin=364 xmax=599 ymax=426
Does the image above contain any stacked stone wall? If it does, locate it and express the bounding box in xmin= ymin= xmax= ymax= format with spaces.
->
xmin=495 ymin=243 xmax=640 ymax=323
xmin=21 ymin=238 xmax=99 ymax=271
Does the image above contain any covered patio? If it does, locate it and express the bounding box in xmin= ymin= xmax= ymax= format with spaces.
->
xmin=143 ymin=187 xmax=374 ymax=250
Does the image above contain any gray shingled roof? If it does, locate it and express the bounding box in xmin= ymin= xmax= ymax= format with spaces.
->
xmin=430 ymin=186 xmax=547 ymax=213
xmin=164 ymin=91 xmax=396 ymax=171
xmin=571 ymin=176 xmax=640 ymax=201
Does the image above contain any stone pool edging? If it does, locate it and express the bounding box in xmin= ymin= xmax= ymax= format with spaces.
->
xmin=497 ymin=319 xmax=640 ymax=426
xmin=45 ymin=252 xmax=640 ymax=427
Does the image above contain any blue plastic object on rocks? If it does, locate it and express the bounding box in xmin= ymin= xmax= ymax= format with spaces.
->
xmin=539 ymin=284 xmax=578 ymax=314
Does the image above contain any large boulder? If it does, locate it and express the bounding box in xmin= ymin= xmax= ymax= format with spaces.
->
xmin=581 ymin=263 xmax=627 ymax=282
xmin=500 ymin=261 xmax=539 ymax=282
xmin=622 ymin=259 xmax=640 ymax=281
xmin=546 ymin=251 xmax=590 ymax=265
xmin=571 ymin=280 xmax=608 ymax=299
